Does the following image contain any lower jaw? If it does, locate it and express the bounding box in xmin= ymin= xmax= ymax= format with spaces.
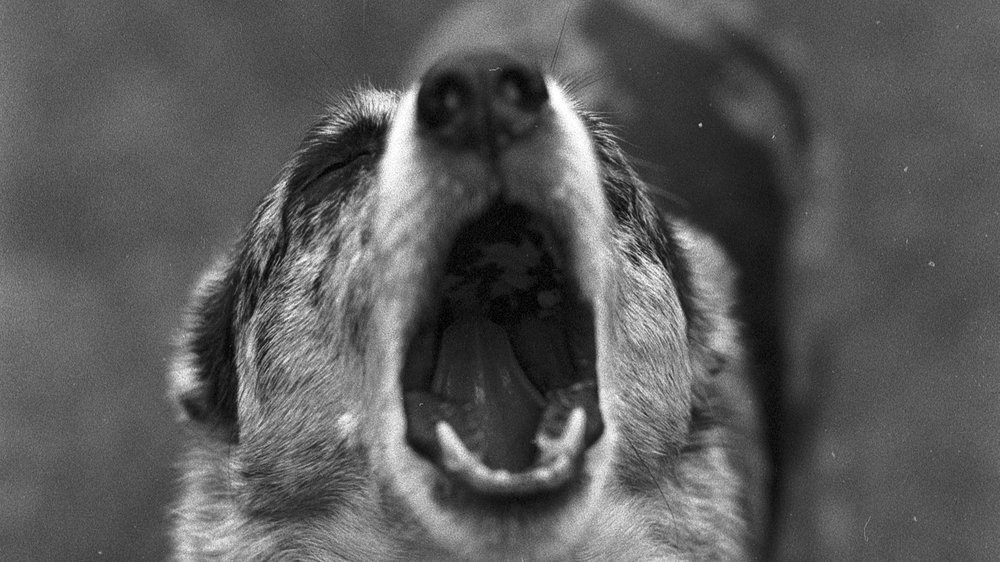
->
xmin=407 ymin=457 xmax=605 ymax=561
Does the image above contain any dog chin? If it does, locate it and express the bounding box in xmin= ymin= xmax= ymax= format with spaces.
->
xmin=384 ymin=434 xmax=614 ymax=559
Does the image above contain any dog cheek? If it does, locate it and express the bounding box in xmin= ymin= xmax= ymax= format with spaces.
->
xmin=607 ymin=248 xmax=694 ymax=481
xmin=233 ymin=297 xmax=375 ymax=519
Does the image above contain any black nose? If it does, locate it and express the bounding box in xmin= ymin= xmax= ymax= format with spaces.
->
xmin=416 ymin=51 xmax=549 ymax=152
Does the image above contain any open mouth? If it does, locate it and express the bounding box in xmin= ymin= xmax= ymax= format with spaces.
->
xmin=401 ymin=201 xmax=604 ymax=496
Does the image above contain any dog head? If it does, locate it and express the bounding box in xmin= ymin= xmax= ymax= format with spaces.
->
xmin=172 ymin=50 xmax=746 ymax=559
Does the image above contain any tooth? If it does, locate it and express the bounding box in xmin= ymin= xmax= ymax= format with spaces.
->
xmin=436 ymin=421 xmax=479 ymax=473
xmin=436 ymin=412 xmax=584 ymax=496
xmin=536 ymin=407 xmax=586 ymax=464
xmin=535 ymin=466 xmax=554 ymax=482
xmin=493 ymin=469 xmax=513 ymax=485
xmin=561 ymin=407 xmax=586 ymax=450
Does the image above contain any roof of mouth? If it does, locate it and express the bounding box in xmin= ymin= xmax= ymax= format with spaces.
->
xmin=401 ymin=202 xmax=603 ymax=485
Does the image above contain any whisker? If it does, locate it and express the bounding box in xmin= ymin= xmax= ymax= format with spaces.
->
xmin=549 ymin=3 xmax=573 ymax=73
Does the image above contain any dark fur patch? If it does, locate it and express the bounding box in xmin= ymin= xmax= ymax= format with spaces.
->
xmin=180 ymin=265 xmax=240 ymax=440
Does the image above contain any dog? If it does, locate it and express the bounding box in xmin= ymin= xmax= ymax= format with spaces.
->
xmin=171 ymin=2 xmax=806 ymax=559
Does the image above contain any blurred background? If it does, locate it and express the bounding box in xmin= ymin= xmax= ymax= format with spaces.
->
xmin=1 ymin=0 xmax=997 ymax=559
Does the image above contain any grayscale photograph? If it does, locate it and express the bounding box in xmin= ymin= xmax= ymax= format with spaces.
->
xmin=1 ymin=0 xmax=996 ymax=559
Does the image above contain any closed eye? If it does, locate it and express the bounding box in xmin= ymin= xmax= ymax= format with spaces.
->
xmin=293 ymin=149 xmax=376 ymax=209
xmin=313 ymin=149 xmax=374 ymax=181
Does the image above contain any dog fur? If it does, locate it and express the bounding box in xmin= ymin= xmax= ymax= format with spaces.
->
xmin=170 ymin=1 xmax=805 ymax=559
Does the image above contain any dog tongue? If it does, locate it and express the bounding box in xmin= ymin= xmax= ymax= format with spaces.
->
xmin=432 ymin=317 xmax=546 ymax=471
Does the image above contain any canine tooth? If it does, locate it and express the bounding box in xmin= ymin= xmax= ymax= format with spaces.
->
xmin=536 ymin=407 xmax=586 ymax=464
xmin=562 ymin=407 xmax=586 ymax=449
xmin=436 ymin=421 xmax=479 ymax=472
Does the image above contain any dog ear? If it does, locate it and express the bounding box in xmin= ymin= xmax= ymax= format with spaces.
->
xmin=673 ymin=221 xmax=771 ymax=524
xmin=170 ymin=258 xmax=240 ymax=442
xmin=671 ymin=221 xmax=744 ymax=380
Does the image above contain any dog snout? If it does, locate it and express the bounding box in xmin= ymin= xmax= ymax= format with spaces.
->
xmin=416 ymin=51 xmax=549 ymax=153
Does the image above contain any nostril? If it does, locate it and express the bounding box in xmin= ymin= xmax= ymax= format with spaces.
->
xmin=415 ymin=51 xmax=549 ymax=152
xmin=496 ymin=67 xmax=548 ymax=115
xmin=417 ymin=71 xmax=475 ymax=135
xmin=492 ymin=66 xmax=548 ymax=144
